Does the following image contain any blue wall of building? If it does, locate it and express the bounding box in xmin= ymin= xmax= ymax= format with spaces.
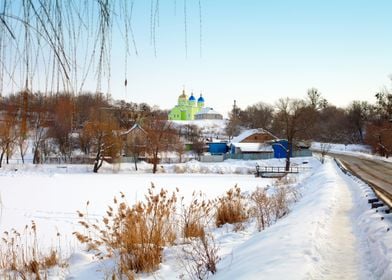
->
xmin=224 ymin=153 xmax=274 ymax=160
xmin=208 ymin=142 xmax=228 ymax=155
xmin=272 ymin=140 xmax=292 ymax=158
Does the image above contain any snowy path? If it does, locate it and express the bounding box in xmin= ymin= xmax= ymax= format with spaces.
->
xmin=310 ymin=163 xmax=360 ymax=279
xmin=214 ymin=159 xmax=375 ymax=280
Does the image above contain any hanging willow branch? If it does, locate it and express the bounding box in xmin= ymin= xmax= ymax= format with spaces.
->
xmin=0 ymin=0 xmax=203 ymax=97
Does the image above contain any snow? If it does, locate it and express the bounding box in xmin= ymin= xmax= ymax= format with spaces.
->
xmin=311 ymin=142 xmax=372 ymax=155
xmin=311 ymin=142 xmax=392 ymax=163
xmin=343 ymin=171 xmax=392 ymax=280
xmin=170 ymin=119 xmax=228 ymax=138
xmin=231 ymin=143 xmax=274 ymax=153
xmin=121 ymin=123 xmax=146 ymax=135
xmin=230 ymin=128 xmax=277 ymax=144
xmin=1 ymin=156 xmax=391 ymax=279
xmin=212 ymin=158 xmax=391 ymax=280
xmin=195 ymin=107 xmax=222 ymax=116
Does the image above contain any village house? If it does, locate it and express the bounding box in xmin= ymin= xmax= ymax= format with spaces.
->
xmin=229 ymin=128 xmax=278 ymax=160
xmin=122 ymin=123 xmax=148 ymax=161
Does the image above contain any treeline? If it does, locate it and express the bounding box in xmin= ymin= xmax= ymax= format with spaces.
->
xmin=0 ymin=91 xmax=191 ymax=173
xmin=226 ymin=88 xmax=392 ymax=157
xmin=1 ymin=88 xmax=391 ymax=172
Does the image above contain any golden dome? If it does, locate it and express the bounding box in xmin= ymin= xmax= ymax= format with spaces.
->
xmin=179 ymin=89 xmax=187 ymax=99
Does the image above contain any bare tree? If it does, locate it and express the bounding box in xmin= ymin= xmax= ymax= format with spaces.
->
xmin=30 ymin=93 xmax=51 ymax=164
xmin=365 ymin=122 xmax=392 ymax=158
xmin=313 ymin=105 xmax=351 ymax=143
xmin=123 ymin=124 xmax=147 ymax=171
xmin=129 ymin=135 xmax=145 ymax=170
xmin=31 ymin=116 xmax=48 ymax=164
xmin=174 ymin=140 xmax=186 ymax=163
xmin=16 ymin=91 xmax=29 ymax=164
xmin=306 ymin=88 xmax=328 ymax=110
xmin=181 ymin=124 xmax=201 ymax=143
xmin=192 ymin=137 xmax=205 ymax=160
xmin=319 ymin=143 xmax=332 ymax=163
xmin=241 ymin=102 xmax=274 ymax=130
xmin=375 ymin=89 xmax=392 ymax=121
xmin=145 ymin=117 xmax=174 ymax=174
xmin=225 ymin=101 xmax=241 ymax=139
xmin=347 ymin=101 xmax=372 ymax=143
xmin=49 ymin=95 xmax=74 ymax=161
xmin=83 ymin=111 xmax=121 ymax=173
xmin=0 ymin=106 xmax=17 ymax=167
xmin=274 ymin=98 xmax=315 ymax=171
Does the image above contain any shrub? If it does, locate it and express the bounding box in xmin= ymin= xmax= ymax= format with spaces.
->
xmin=250 ymin=187 xmax=273 ymax=231
xmin=271 ymin=184 xmax=300 ymax=221
xmin=250 ymin=180 xmax=300 ymax=232
xmin=215 ymin=186 xmax=248 ymax=228
xmin=179 ymin=233 xmax=220 ymax=280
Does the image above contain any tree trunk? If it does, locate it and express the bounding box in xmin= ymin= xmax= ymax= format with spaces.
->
xmin=0 ymin=151 xmax=4 ymax=168
xmin=93 ymin=150 xmax=103 ymax=173
xmin=134 ymin=156 xmax=138 ymax=171
xmin=33 ymin=147 xmax=40 ymax=164
xmin=152 ymin=149 xmax=158 ymax=174
xmin=285 ymin=154 xmax=290 ymax=171
xmin=152 ymin=160 xmax=157 ymax=173
xmin=358 ymin=127 xmax=364 ymax=143
xmin=19 ymin=143 xmax=25 ymax=164
xmin=285 ymin=142 xmax=291 ymax=171
xmin=6 ymin=145 xmax=9 ymax=165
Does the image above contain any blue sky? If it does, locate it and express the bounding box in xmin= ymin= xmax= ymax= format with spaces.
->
xmin=104 ymin=0 xmax=392 ymax=116
xmin=4 ymin=1 xmax=392 ymax=116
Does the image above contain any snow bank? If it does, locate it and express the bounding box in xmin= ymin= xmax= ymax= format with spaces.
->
xmin=212 ymin=160 xmax=340 ymax=280
xmin=311 ymin=142 xmax=392 ymax=163
xmin=212 ymin=158 xmax=391 ymax=280
xmin=311 ymin=142 xmax=372 ymax=154
xmin=343 ymin=171 xmax=392 ymax=280
xmin=0 ymin=157 xmax=313 ymax=175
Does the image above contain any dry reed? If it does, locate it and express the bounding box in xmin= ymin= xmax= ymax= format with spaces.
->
xmin=0 ymin=221 xmax=63 ymax=279
xmin=215 ymin=186 xmax=248 ymax=228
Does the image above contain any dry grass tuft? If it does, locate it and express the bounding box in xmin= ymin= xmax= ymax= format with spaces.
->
xmin=180 ymin=191 xmax=213 ymax=239
xmin=215 ymin=186 xmax=248 ymax=228
xmin=0 ymin=221 xmax=63 ymax=279
xmin=74 ymin=184 xmax=178 ymax=276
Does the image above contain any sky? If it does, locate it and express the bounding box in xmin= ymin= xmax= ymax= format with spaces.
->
xmin=105 ymin=0 xmax=392 ymax=116
xmin=3 ymin=0 xmax=392 ymax=117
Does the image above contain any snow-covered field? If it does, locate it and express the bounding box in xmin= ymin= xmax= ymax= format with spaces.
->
xmin=1 ymin=156 xmax=391 ymax=279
